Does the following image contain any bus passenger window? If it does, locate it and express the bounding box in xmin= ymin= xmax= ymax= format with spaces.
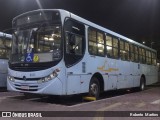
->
xmin=88 ymin=29 xmax=97 ymax=55
xmin=106 ymin=35 xmax=113 ymax=57
xmin=125 ymin=42 xmax=129 ymax=60
xmin=120 ymin=41 xmax=125 ymax=60
xmin=113 ymin=48 xmax=118 ymax=58
xmin=106 ymin=36 xmax=112 ymax=46
xmin=89 ymin=42 xmax=97 ymax=55
xmin=146 ymin=51 xmax=149 ymax=64
xmin=134 ymin=46 xmax=138 ymax=62
xmin=148 ymin=51 xmax=151 ymax=64
xmin=142 ymin=48 xmax=146 ymax=64
xmin=88 ymin=28 xmax=104 ymax=56
xmin=106 ymin=46 xmax=112 ymax=57
xmin=152 ymin=52 xmax=156 ymax=65
xmin=120 ymin=41 xmax=129 ymax=61
xmin=139 ymin=48 xmax=142 ymax=63
xmin=97 ymin=32 xmax=104 ymax=56
xmin=146 ymin=51 xmax=151 ymax=65
xmin=130 ymin=44 xmax=134 ymax=61
xmin=113 ymin=38 xmax=119 ymax=58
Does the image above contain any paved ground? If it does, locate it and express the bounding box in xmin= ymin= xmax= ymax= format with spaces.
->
xmin=0 ymin=83 xmax=159 ymax=120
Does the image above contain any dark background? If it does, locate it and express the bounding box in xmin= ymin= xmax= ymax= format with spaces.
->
xmin=0 ymin=0 xmax=160 ymax=59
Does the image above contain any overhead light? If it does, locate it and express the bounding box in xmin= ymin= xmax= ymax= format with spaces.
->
xmin=72 ymin=26 xmax=80 ymax=31
xmin=107 ymin=46 xmax=112 ymax=50
xmin=30 ymin=44 xmax=34 ymax=48
xmin=49 ymin=38 xmax=54 ymax=41
xmin=44 ymin=37 xmax=48 ymax=40
xmin=52 ymin=34 xmax=55 ymax=37
xmin=97 ymin=44 xmax=103 ymax=47
xmin=98 ymin=49 xmax=103 ymax=52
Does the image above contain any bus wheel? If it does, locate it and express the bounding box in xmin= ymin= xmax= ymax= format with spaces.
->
xmin=140 ymin=77 xmax=145 ymax=91
xmin=89 ymin=77 xmax=100 ymax=100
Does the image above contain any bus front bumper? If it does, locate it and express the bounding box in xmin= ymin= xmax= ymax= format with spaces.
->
xmin=7 ymin=77 xmax=63 ymax=95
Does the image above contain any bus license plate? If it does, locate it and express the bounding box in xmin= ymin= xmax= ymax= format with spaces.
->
xmin=21 ymin=86 xmax=29 ymax=90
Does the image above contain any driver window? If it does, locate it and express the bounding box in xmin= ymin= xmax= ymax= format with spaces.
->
xmin=74 ymin=35 xmax=83 ymax=55
xmin=64 ymin=19 xmax=85 ymax=67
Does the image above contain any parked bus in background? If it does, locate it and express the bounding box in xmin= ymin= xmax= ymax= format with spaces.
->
xmin=7 ymin=9 xmax=158 ymax=99
xmin=0 ymin=32 xmax=12 ymax=87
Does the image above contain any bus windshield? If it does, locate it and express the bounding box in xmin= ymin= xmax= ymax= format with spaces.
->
xmin=10 ymin=25 xmax=62 ymax=63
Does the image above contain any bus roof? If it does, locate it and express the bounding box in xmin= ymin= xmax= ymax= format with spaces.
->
xmin=12 ymin=9 xmax=68 ymax=22
xmin=13 ymin=9 xmax=156 ymax=52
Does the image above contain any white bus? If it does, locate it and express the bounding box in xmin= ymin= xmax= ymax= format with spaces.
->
xmin=0 ymin=32 xmax=12 ymax=87
xmin=7 ymin=9 xmax=158 ymax=99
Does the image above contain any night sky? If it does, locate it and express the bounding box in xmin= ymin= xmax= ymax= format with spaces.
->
xmin=0 ymin=0 xmax=160 ymax=58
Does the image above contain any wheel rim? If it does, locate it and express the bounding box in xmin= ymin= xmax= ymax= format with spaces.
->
xmin=90 ymin=83 xmax=98 ymax=96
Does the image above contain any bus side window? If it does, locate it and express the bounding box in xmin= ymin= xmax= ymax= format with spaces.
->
xmin=106 ymin=35 xmax=113 ymax=58
xmin=139 ymin=47 xmax=142 ymax=63
xmin=119 ymin=40 xmax=130 ymax=61
xmin=146 ymin=50 xmax=151 ymax=65
xmin=134 ymin=46 xmax=139 ymax=62
xmin=97 ymin=32 xmax=104 ymax=56
xmin=148 ymin=51 xmax=152 ymax=64
xmin=64 ymin=18 xmax=85 ymax=67
xmin=88 ymin=28 xmax=104 ymax=56
xmin=152 ymin=52 xmax=156 ymax=65
xmin=120 ymin=40 xmax=125 ymax=60
xmin=125 ymin=42 xmax=129 ymax=61
xmin=142 ymin=48 xmax=146 ymax=64
xmin=146 ymin=50 xmax=149 ymax=64
xmin=130 ymin=44 xmax=134 ymax=62
xmin=112 ymin=37 xmax=119 ymax=59
xmin=88 ymin=28 xmax=97 ymax=55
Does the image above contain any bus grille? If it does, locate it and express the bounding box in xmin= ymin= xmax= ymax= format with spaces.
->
xmin=16 ymin=88 xmax=38 ymax=91
xmin=10 ymin=66 xmax=48 ymax=72
xmin=14 ymin=84 xmax=38 ymax=91
xmin=14 ymin=77 xmax=41 ymax=81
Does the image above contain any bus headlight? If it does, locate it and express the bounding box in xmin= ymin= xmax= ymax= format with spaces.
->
xmin=37 ymin=69 xmax=59 ymax=83
xmin=8 ymin=75 xmax=15 ymax=82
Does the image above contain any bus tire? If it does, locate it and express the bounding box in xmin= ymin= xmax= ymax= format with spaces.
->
xmin=139 ymin=77 xmax=145 ymax=91
xmin=89 ymin=77 xmax=100 ymax=100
